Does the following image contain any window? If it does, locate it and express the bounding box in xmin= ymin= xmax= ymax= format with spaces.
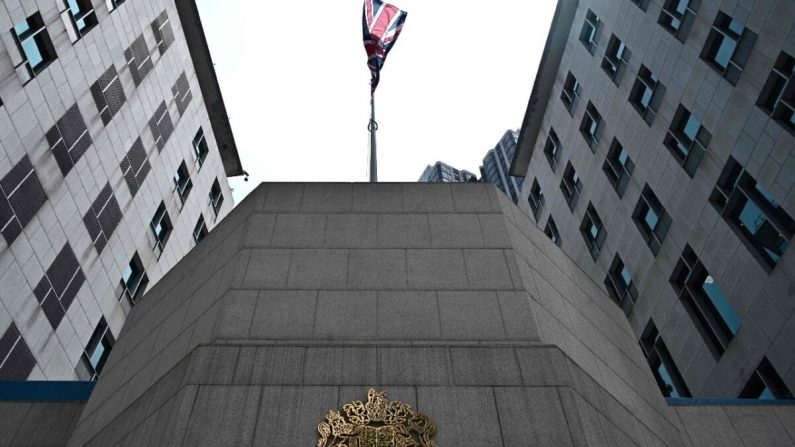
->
xmin=152 ymin=11 xmax=175 ymax=54
xmin=193 ymin=128 xmax=210 ymax=167
xmin=193 ymin=214 xmax=209 ymax=244
xmin=580 ymin=203 xmax=605 ymax=260
xmin=0 ymin=323 xmax=36 ymax=380
xmin=579 ymin=9 xmax=600 ymax=54
xmin=543 ymin=128 xmax=561 ymax=171
xmin=172 ymin=72 xmax=193 ymax=116
xmin=76 ymin=318 xmax=115 ymax=381
xmin=560 ymin=162 xmax=583 ymax=211
xmin=119 ymin=253 xmax=148 ymax=309
xmin=174 ymin=161 xmax=193 ymax=206
xmin=528 ymin=179 xmax=544 ymax=222
xmin=149 ymin=101 xmax=174 ymax=152
xmin=0 ymin=155 xmax=47 ymax=245
xmin=757 ymin=51 xmax=795 ymax=137
xmin=604 ymin=254 xmax=638 ymax=315
xmin=11 ymin=12 xmax=57 ymax=80
xmin=664 ymin=105 xmax=710 ymax=177
xmin=629 ymin=65 xmax=665 ymax=125
xmin=106 ymin=0 xmax=126 ymax=12
xmin=629 ymin=0 xmax=650 ymax=11
xmin=61 ymin=0 xmax=98 ymax=43
xmin=83 ymin=183 xmax=123 ymax=254
xmin=124 ymin=34 xmax=153 ymax=86
xmin=210 ymin=179 xmax=224 ymax=218
xmin=740 ymin=358 xmax=793 ymax=400
xmin=670 ymin=245 xmax=741 ymax=358
xmin=632 ymin=186 xmax=671 ymax=255
xmin=710 ymin=157 xmax=794 ymax=270
xmin=150 ymin=202 xmax=172 ymax=258
xmin=561 ymin=72 xmax=581 ymax=114
xmin=46 ymin=103 xmax=93 ymax=177
xmin=640 ymin=321 xmax=691 ymax=398
xmin=602 ymin=138 xmax=634 ymax=198
xmin=544 ymin=216 xmax=562 ymax=247
xmin=658 ymin=0 xmax=699 ymax=42
xmin=579 ymin=101 xmax=602 ymax=151
xmin=33 ymin=244 xmax=85 ymax=330
xmin=120 ymin=137 xmax=151 ymax=198
xmin=701 ymin=11 xmax=757 ymax=85
xmin=90 ymin=65 xmax=126 ymax=126
xmin=601 ymin=35 xmax=629 ymax=84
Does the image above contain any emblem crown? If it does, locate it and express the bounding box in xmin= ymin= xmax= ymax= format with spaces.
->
xmin=317 ymin=388 xmax=438 ymax=447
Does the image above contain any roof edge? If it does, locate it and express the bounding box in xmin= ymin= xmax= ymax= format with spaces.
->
xmin=509 ymin=0 xmax=579 ymax=177
xmin=175 ymin=0 xmax=244 ymax=177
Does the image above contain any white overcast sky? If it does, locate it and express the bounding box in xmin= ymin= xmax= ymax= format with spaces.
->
xmin=196 ymin=0 xmax=557 ymax=202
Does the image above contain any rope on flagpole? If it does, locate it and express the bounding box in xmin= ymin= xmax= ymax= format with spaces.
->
xmin=368 ymin=86 xmax=378 ymax=183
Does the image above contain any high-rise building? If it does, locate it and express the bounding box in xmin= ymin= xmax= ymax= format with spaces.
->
xmin=419 ymin=161 xmax=477 ymax=183
xmin=0 ymin=0 xmax=242 ymax=381
xmin=481 ymin=129 xmax=524 ymax=204
xmin=511 ymin=0 xmax=795 ymax=399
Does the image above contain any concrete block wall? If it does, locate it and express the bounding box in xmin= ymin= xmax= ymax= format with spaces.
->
xmin=0 ymin=400 xmax=85 ymax=446
xmin=517 ymin=0 xmax=795 ymax=397
xmin=0 ymin=0 xmax=234 ymax=381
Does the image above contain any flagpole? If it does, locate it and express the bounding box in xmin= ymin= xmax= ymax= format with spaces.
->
xmin=369 ymin=87 xmax=378 ymax=183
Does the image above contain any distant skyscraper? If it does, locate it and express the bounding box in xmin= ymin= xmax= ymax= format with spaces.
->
xmin=480 ymin=130 xmax=524 ymax=204
xmin=419 ymin=161 xmax=477 ymax=183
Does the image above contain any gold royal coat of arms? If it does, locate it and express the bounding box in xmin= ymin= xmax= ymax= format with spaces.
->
xmin=317 ymin=389 xmax=438 ymax=447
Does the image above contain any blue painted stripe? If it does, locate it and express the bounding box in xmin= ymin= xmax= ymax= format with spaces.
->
xmin=0 ymin=381 xmax=95 ymax=401
xmin=667 ymin=397 xmax=795 ymax=406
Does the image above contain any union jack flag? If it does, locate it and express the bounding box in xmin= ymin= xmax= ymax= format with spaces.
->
xmin=363 ymin=0 xmax=407 ymax=92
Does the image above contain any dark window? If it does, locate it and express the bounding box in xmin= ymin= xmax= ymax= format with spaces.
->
xmin=528 ymin=179 xmax=544 ymax=222
xmin=629 ymin=65 xmax=665 ymax=125
xmin=34 ymin=244 xmax=85 ymax=330
xmin=740 ymin=358 xmax=793 ymax=400
xmin=193 ymin=128 xmax=209 ymax=167
xmin=119 ymin=253 xmax=148 ymax=309
xmin=580 ymin=203 xmax=606 ymax=260
xmin=543 ymin=128 xmax=561 ymax=171
xmin=602 ymin=138 xmax=634 ymax=198
xmin=174 ymin=161 xmax=193 ymax=207
xmin=670 ymin=245 xmax=740 ymax=358
xmin=604 ymin=254 xmax=638 ymax=315
xmin=149 ymin=101 xmax=174 ymax=152
xmin=658 ymin=0 xmax=699 ymax=42
xmin=120 ymin=138 xmax=151 ymax=197
xmin=46 ymin=103 xmax=93 ymax=177
xmin=560 ymin=162 xmax=583 ymax=211
xmin=90 ymin=65 xmax=126 ymax=126
xmin=544 ymin=216 xmax=562 ymax=247
xmin=629 ymin=0 xmax=650 ymax=11
xmin=107 ymin=0 xmax=126 ymax=11
xmin=76 ymin=318 xmax=115 ymax=381
xmin=151 ymin=11 xmax=175 ymax=54
xmin=640 ymin=321 xmax=691 ymax=398
xmin=601 ymin=34 xmax=629 ymax=84
xmin=580 ymin=101 xmax=602 ymax=151
xmin=61 ymin=0 xmax=98 ymax=42
xmin=11 ymin=12 xmax=56 ymax=79
xmin=124 ymin=34 xmax=153 ymax=86
xmin=0 ymin=155 xmax=47 ymax=245
xmin=710 ymin=157 xmax=794 ymax=270
xmin=0 ymin=323 xmax=36 ymax=380
xmin=701 ymin=11 xmax=757 ymax=85
xmin=561 ymin=72 xmax=581 ymax=114
xmin=757 ymin=51 xmax=795 ymax=137
xmin=664 ymin=105 xmax=710 ymax=177
xmin=172 ymin=72 xmax=193 ymax=116
xmin=579 ymin=9 xmax=600 ymax=54
xmin=632 ymin=186 xmax=671 ymax=255
xmin=150 ymin=202 xmax=172 ymax=258
xmin=83 ymin=183 xmax=122 ymax=255
xmin=210 ymin=179 xmax=224 ymax=218
xmin=193 ymin=214 xmax=208 ymax=244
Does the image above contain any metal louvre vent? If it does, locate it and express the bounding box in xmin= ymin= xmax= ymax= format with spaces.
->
xmin=149 ymin=101 xmax=173 ymax=152
xmin=47 ymin=103 xmax=93 ymax=176
xmin=152 ymin=11 xmax=174 ymax=55
xmin=91 ymin=65 xmax=126 ymax=126
xmin=0 ymin=155 xmax=47 ymax=245
xmin=120 ymin=138 xmax=151 ymax=196
xmin=84 ymin=183 xmax=122 ymax=254
xmin=172 ymin=72 xmax=193 ymax=116
xmin=0 ymin=323 xmax=35 ymax=381
xmin=125 ymin=34 xmax=152 ymax=86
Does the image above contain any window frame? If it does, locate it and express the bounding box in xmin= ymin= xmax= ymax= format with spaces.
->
xmin=210 ymin=179 xmax=224 ymax=218
xmin=664 ymin=105 xmax=710 ymax=177
xmin=60 ymin=0 xmax=99 ymax=43
xmin=640 ymin=321 xmax=692 ymax=398
xmin=174 ymin=161 xmax=193 ymax=207
xmin=193 ymin=214 xmax=209 ymax=244
xmin=193 ymin=128 xmax=210 ymax=168
xmin=700 ymin=11 xmax=757 ymax=86
xmin=602 ymin=138 xmax=634 ymax=198
xmin=560 ymin=162 xmax=583 ymax=211
xmin=629 ymin=65 xmax=665 ymax=126
xmin=601 ymin=34 xmax=629 ymax=84
xmin=119 ymin=253 xmax=148 ymax=309
xmin=528 ymin=179 xmax=544 ymax=222
xmin=77 ymin=318 xmax=115 ymax=381
xmin=11 ymin=12 xmax=57 ymax=81
xmin=150 ymin=202 xmax=172 ymax=258
xmin=757 ymin=51 xmax=795 ymax=137
xmin=543 ymin=128 xmax=561 ymax=171
xmin=604 ymin=254 xmax=638 ymax=315
xmin=580 ymin=101 xmax=602 ymax=151
xmin=579 ymin=9 xmax=600 ymax=54
xmin=580 ymin=203 xmax=606 ymax=261
xmin=544 ymin=216 xmax=562 ymax=247
xmin=658 ymin=0 xmax=699 ymax=42
xmin=739 ymin=357 xmax=793 ymax=400
xmin=632 ymin=185 xmax=671 ymax=256
xmin=560 ymin=72 xmax=581 ymax=115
